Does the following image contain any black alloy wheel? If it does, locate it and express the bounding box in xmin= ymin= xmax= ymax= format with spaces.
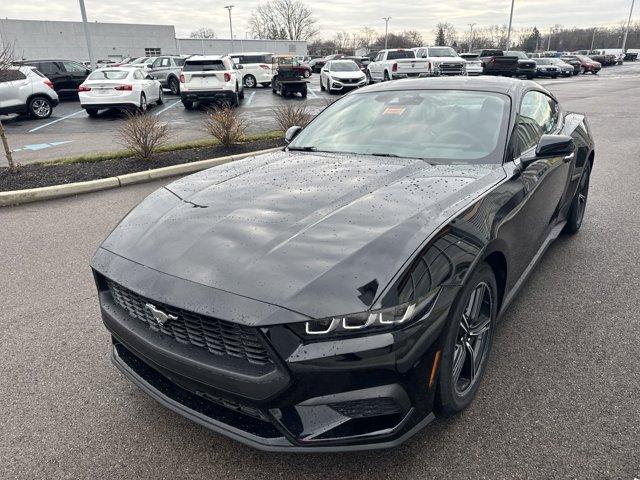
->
xmin=169 ymin=77 xmax=180 ymax=95
xmin=564 ymin=161 xmax=591 ymax=234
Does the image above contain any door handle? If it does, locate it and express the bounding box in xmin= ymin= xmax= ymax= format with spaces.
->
xmin=563 ymin=152 xmax=575 ymax=163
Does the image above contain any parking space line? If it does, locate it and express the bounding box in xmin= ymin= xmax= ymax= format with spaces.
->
xmin=28 ymin=110 xmax=84 ymax=133
xmin=307 ymin=88 xmax=318 ymax=99
xmin=245 ymin=91 xmax=256 ymax=106
xmin=155 ymin=99 xmax=181 ymax=116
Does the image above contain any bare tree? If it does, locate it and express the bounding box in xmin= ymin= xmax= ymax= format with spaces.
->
xmin=356 ymin=27 xmax=378 ymax=50
xmin=433 ymin=22 xmax=457 ymax=46
xmin=0 ymin=43 xmax=16 ymax=172
xmin=248 ymin=0 xmax=319 ymax=41
xmin=203 ymin=105 xmax=247 ymax=148
xmin=118 ymin=113 xmax=170 ymax=160
xmin=189 ymin=27 xmax=217 ymax=39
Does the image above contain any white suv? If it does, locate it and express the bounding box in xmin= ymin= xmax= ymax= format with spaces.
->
xmin=229 ymin=52 xmax=273 ymax=88
xmin=179 ymin=55 xmax=244 ymax=109
xmin=0 ymin=66 xmax=59 ymax=119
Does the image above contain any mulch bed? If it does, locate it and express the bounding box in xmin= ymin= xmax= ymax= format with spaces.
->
xmin=0 ymin=138 xmax=285 ymax=192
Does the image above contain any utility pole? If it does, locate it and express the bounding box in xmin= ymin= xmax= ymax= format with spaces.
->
xmin=225 ymin=5 xmax=235 ymax=52
xmin=590 ymin=27 xmax=596 ymax=52
xmin=78 ymin=0 xmax=95 ymax=69
xmin=382 ymin=17 xmax=391 ymax=50
xmin=547 ymin=27 xmax=553 ymax=51
xmin=505 ymin=0 xmax=515 ymax=51
xmin=621 ymin=0 xmax=636 ymax=52
xmin=468 ymin=23 xmax=476 ymax=52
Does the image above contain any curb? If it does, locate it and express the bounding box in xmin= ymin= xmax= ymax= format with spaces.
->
xmin=0 ymin=147 xmax=282 ymax=207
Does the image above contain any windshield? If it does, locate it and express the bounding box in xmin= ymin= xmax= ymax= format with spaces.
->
xmin=289 ymin=90 xmax=510 ymax=164
xmin=130 ymin=57 xmax=148 ymax=64
xmin=536 ymin=58 xmax=551 ymax=65
xmin=330 ymin=61 xmax=360 ymax=72
xmin=429 ymin=47 xmax=457 ymax=57
xmin=505 ymin=51 xmax=528 ymax=59
xmin=88 ymin=70 xmax=129 ymax=80
xmin=387 ymin=50 xmax=415 ymax=60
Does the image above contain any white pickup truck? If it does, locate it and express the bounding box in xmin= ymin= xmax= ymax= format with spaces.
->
xmin=412 ymin=46 xmax=467 ymax=76
xmin=366 ymin=49 xmax=434 ymax=83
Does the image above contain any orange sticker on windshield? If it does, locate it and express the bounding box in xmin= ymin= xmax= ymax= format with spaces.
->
xmin=383 ymin=107 xmax=406 ymax=115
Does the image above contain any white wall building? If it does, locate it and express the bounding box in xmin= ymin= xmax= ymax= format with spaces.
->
xmin=0 ymin=18 xmax=308 ymax=62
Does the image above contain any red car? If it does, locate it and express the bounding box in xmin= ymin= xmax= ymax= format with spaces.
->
xmin=567 ymin=55 xmax=602 ymax=74
xmin=293 ymin=62 xmax=312 ymax=78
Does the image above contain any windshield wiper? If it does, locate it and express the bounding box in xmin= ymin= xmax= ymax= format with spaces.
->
xmin=367 ymin=152 xmax=441 ymax=165
xmin=288 ymin=146 xmax=317 ymax=152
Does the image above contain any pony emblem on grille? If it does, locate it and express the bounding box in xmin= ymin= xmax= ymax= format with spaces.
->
xmin=145 ymin=303 xmax=177 ymax=327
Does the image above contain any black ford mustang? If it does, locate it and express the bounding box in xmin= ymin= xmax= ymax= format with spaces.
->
xmin=91 ymin=77 xmax=594 ymax=451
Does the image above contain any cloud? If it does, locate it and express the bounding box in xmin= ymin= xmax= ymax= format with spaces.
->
xmin=3 ymin=0 xmax=636 ymax=39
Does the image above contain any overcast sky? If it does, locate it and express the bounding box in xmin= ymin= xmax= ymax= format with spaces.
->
xmin=3 ymin=0 xmax=636 ymax=39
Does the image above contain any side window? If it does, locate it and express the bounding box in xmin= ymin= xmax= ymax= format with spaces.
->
xmin=133 ymin=70 xmax=142 ymax=80
xmin=62 ymin=61 xmax=86 ymax=73
xmin=0 ymin=69 xmax=27 ymax=83
xmin=152 ymin=58 xmax=163 ymax=68
xmin=374 ymin=52 xmax=382 ymax=62
xmin=160 ymin=58 xmax=170 ymax=67
xmin=38 ymin=62 xmax=61 ymax=75
xmin=514 ymin=91 xmax=558 ymax=157
xmin=174 ymin=58 xmax=185 ymax=67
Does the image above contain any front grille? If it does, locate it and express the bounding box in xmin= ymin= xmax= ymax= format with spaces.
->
xmin=439 ymin=62 xmax=465 ymax=74
xmin=336 ymin=78 xmax=359 ymax=84
xmin=107 ymin=280 xmax=274 ymax=366
xmin=330 ymin=398 xmax=401 ymax=418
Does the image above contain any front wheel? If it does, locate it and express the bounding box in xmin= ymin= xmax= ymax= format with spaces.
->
xmin=383 ymin=71 xmax=390 ymax=82
xmin=156 ymin=88 xmax=164 ymax=105
xmin=564 ymin=161 xmax=591 ymax=234
xmin=28 ymin=96 xmax=53 ymax=119
xmin=436 ymin=262 xmax=497 ymax=416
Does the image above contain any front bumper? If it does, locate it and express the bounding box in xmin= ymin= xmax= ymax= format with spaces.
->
xmin=516 ymin=66 xmax=536 ymax=77
xmin=329 ymin=78 xmax=368 ymax=90
xmin=392 ymin=72 xmax=434 ymax=79
xmin=92 ymin=248 xmax=451 ymax=451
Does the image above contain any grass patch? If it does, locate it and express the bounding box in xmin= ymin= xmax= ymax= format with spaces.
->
xmin=37 ymin=130 xmax=283 ymax=167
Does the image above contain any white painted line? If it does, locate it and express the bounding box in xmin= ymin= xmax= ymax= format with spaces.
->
xmin=28 ymin=110 xmax=84 ymax=133
xmin=307 ymin=87 xmax=318 ymax=99
xmin=154 ymin=99 xmax=181 ymax=116
xmin=245 ymin=91 xmax=256 ymax=106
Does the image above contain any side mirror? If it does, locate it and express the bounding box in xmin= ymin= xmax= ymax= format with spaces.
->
xmin=146 ymin=75 xmax=155 ymax=80
xmin=285 ymin=125 xmax=303 ymax=143
xmin=422 ymin=54 xmax=428 ymax=58
xmin=535 ymin=134 xmax=574 ymax=158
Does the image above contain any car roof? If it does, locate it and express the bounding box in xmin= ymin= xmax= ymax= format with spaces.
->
xmin=356 ymin=76 xmax=550 ymax=100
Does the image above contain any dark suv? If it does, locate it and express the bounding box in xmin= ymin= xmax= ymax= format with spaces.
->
xmin=15 ymin=60 xmax=90 ymax=96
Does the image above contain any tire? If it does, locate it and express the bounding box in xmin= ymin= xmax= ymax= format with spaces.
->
xmin=231 ymin=90 xmax=239 ymax=107
xmin=28 ymin=96 xmax=53 ymax=119
xmin=564 ymin=161 xmax=591 ymax=234
xmin=260 ymin=82 xmax=271 ymax=87
xmin=320 ymin=76 xmax=325 ymax=91
xmin=156 ymin=88 xmax=164 ymax=105
xmin=238 ymin=86 xmax=245 ymax=100
xmin=169 ymin=77 xmax=180 ymax=95
xmin=182 ymin=100 xmax=194 ymax=110
xmin=138 ymin=93 xmax=147 ymax=113
xmin=383 ymin=71 xmax=390 ymax=82
xmin=86 ymin=108 xmax=99 ymax=118
xmin=582 ymin=66 xmax=587 ymax=74
xmin=325 ymin=77 xmax=332 ymax=93
xmin=435 ymin=262 xmax=497 ymax=416
xmin=243 ymin=74 xmax=257 ymax=88
xmin=527 ymin=75 xmax=534 ymax=80
xmin=303 ymin=70 xmax=311 ymax=78
xmin=301 ymin=87 xmax=307 ymax=98
xmin=365 ymin=70 xmax=372 ymax=84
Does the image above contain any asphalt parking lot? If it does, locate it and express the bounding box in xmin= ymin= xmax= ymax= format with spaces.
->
xmin=2 ymin=69 xmax=640 ymax=478
xmin=3 ymin=62 xmax=640 ymax=166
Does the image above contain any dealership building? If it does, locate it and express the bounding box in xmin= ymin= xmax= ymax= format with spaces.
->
xmin=0 ymin=19 xmax=308 ymax=62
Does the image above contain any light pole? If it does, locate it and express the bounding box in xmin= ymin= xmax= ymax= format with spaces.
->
xmin=621 ymin=0 xmax=636 ymax=52
xmin=78 ymin=0 xmax=95 ymax=69
xmin=468 ymin=23 xmax=476 ymax=52
xmin=225 ymin=5 xmax=234 ymax=52
xmin=505 ymin=0 xmax=515 ymax=51
xmin=590 ymin=27 xmax=596 ymax=52
xmin=382 ymin=17 xmax=391 ymax=50
xmin=547 ymin=27 xmax=553 ymax=51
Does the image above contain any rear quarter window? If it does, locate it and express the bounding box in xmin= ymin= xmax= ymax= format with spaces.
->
xmin=0 ymin=69 xmax=27 ymax=82
xmin=387 ymin=50 xmax=416 ymax=60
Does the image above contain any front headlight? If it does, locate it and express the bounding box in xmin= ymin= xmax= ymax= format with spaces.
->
xmin=290 ymin=290 xmax=440 ymax=340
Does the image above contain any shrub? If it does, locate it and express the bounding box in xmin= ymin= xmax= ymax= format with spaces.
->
xmin=272 ymin=103 xmax=312 ymax=132
xmin=118 ymin=112 xmax=169 ymax=160
xmin=203 ymin=105 xmax=247 ymax=148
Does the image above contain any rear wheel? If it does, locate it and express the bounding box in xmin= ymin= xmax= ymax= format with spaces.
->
xmin=303 ymin=70 xmax=311 ymax=78
xmin=182 ymin=100 xmax=194 ymax=110
xmin=436 ymin=262 xmax=497 ymax=416
xmin=86 ymin=108 xmax=99 ymax=118
xmin=138 ymin=93 xmax=147 ymax=113
xmin=564 ymin=161 xmax=591 ymax=234
xmin=383 ymin=71 xmax=390 ymax=82
xmin=169 ymin=77 xmax=180 ymax=95
xmin=243 ymin=74 xmax=257 ymax=88
xmin=28 ymin=96 xmax=53 ymax=119
xmin=231 ymin=90 xmax=240 ymax=107
xmin=238 ymin=86 xmax=245 ymax=100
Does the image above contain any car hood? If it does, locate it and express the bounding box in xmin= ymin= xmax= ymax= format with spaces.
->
xmin=431 ymin=56 xmax=464 ymax=63
xmin=99 ymin=150 xmax=503 ymax=319
xmin=330 ymin=70 xmax=365 ymax=78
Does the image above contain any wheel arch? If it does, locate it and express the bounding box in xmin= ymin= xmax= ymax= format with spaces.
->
xmin=26 ymin=92 xmax=55 ymax=106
